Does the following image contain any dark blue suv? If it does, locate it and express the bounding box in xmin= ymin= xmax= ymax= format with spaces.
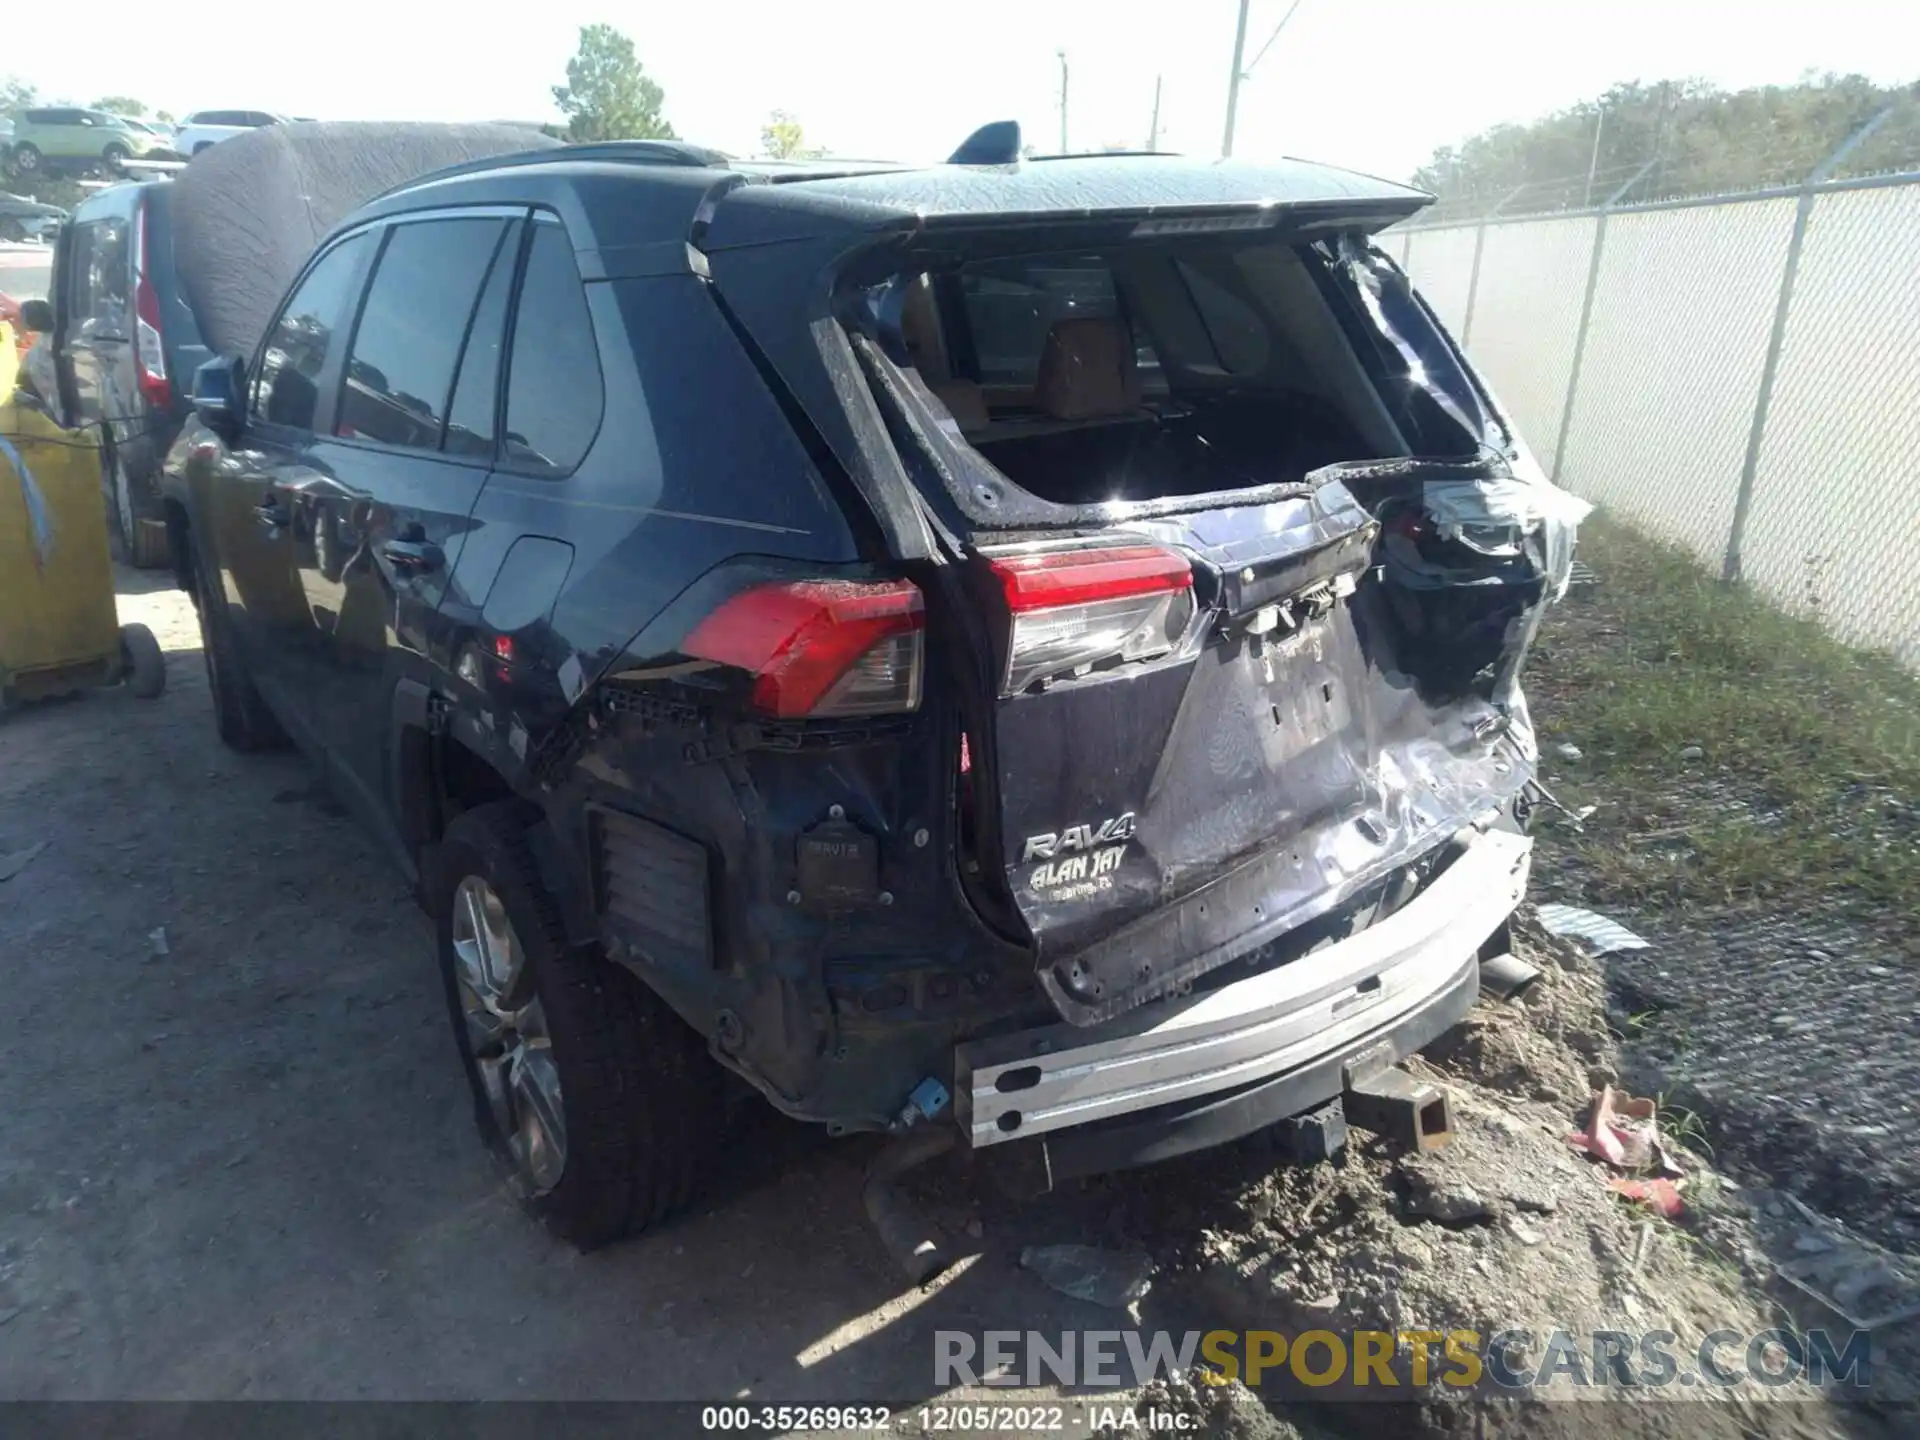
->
xmin=166 ymin=130 xmax=1573 ymax=1267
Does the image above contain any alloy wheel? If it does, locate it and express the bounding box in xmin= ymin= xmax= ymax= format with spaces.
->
xmin=450 ymin=875 xmax=567 ymax=1192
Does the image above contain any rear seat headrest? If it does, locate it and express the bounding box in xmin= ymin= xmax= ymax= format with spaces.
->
xmin=1036 ymin=316 xmax=1136 ymax=421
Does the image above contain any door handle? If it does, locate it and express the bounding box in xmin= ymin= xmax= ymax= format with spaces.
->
xmin=380 ymin=538 xmax=444 ymax=573
xmin=255 ymin=496 xmax=290 ymax=530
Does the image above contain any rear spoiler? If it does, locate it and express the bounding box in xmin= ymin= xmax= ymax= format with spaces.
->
xmin=697 ymin=158 xmax=1432 ymax=256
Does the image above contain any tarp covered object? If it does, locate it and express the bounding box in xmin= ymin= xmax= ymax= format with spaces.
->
xmin=171 ymin=122 xmax=561 ymax=361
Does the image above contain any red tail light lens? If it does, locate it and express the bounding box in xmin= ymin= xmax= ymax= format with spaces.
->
xmin=132 ymin=200 xmax=169 ymax=408
xmin=684 ymin=579 xmax=925 ymax=718
xmin=988 ymin=544 xmax=1196 ymax=696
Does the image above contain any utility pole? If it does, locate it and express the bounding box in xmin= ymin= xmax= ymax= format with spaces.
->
xmin=1223 ymin=0 xmax=1306 ymax=159
xmin=1222 ymin=0 xmax=1251 ymax=158
xmin=1584 ymin=105 xmax=1605 ymax=207
xmin=1147 ymin=73 xmax=1163 ymax=150
xmin=1057 ymin=50 xmax=1070 ymax=153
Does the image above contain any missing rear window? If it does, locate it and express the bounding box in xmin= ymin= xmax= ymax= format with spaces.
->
xmin=855 ymin=236 xmax=1418 ymax=515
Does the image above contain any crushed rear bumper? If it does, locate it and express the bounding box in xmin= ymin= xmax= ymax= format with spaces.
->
xmin=955 ymin=828 xmax=1531 ymax=1180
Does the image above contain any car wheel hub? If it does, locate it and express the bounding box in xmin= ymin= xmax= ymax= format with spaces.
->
xmin=451 ymin=875 xmax=566 ymax=1192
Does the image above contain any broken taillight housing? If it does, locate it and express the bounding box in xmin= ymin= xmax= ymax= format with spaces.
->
xmin=988 ymin=544 xmax=1196 ymax=695
xmin=684 ymin=578 xmax=924 ymax=718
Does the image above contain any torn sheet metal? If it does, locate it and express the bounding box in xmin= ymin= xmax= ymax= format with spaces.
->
xmin=1332 ymin=234 xmax=1500 ymax=450
xmin=1536 ymin=903 xmax=1650 ymax=954
xmin=1331 ymin=236 xmax=1593 ymax=600
xmin=1421 ymin=454 xmax=1593 ymax=601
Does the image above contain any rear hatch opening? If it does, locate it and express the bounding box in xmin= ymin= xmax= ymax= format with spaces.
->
xmin=827 ymin=217 xmax=1588 ymax=1025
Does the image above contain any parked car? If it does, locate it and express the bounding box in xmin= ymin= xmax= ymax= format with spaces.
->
xmin=173 ymin=110 xmax=285 ymax=157
xmin=3 ymin=108 xmax=171 ymax=176
xmin=1 ymin=191 xmax=66 ymax=243
xmin=163 ymin=128 xmax=1576 ymax=1263
xmin=116 ymin=118 xmax=179 ymax=151
xmin=38 ymin=178 xmax=208 ymax=565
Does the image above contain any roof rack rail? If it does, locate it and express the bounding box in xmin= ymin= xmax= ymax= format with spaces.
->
xmin=382 ymin=138 xmax=733 ymax=199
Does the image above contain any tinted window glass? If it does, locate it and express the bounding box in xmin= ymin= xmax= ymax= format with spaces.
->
xmin=958 ymin=257 xmax=1159 ymax=387
xmin=254 ymin=233 xmax=368 ymax=431
xmin=68 ymin=217 xmax=130 ymax=338
xmin=337 ymin=218 xmax=506 ymax=452
xmin=1176 ymin=259 xmax=1270 ymax=375
xmin=502 ymin=222 xmax=602 ymax=475
xmin=443 ymin=222 xmax=520 ymax=458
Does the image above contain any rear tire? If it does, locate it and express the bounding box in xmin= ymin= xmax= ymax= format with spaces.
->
xmin=105 ymin=448 xmax=169 ymax=569
xmin=435 ymin=801 xmax=718 ymax=1249
xmin=103 ymin=142 xmax=130 ymax=168
xmin=120 ymin=623 xmax=166 ymax=698
xmin=193 ymin=551 xmax=287 ymax=750
xmin=8 ymin=144 xmax=41 ymax=177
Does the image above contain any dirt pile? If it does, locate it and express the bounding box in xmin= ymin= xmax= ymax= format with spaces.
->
xmin=1058 ymin=915 xmax=1907 ymax=1437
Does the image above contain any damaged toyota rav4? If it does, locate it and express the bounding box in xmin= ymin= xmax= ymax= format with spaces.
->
xmin=165 ymin=123 xmax=1587 ymax=1267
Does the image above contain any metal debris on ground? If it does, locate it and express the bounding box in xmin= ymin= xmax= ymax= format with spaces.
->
xmin=147 ymin=927 xmax=170 ymax=958
xmin=1018 ymin=1244 xmax=1153 ymax=1308
xmin=1555 ymin=742 xmax=1584 ymax=760
xmin=1536 ymin=903 xmax=1650 ymax=953
xmin=0 ymin=839 xmax=47 ymax=882
xmin=1777 ymin=1247 xmax=1920 ymax=1330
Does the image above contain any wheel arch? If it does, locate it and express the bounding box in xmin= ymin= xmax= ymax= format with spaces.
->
xmin=389 ymin=683 xmax=596 ymax=944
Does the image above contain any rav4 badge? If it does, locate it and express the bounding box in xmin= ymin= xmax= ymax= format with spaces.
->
xmin=1022 ymin=812 xmax=1136 ymax=862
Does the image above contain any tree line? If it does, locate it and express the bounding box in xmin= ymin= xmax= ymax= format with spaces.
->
xmin=1413 ymin=72 xmax=1920 ymax=216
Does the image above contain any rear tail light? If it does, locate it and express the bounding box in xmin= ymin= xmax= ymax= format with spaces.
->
xmin=132 ymin=200 xmax=169 ymax=408
xmin=684 ymin=578 xmax=924 ymax=718
xmin=989 ymin=544 xmax=1196 ymax=695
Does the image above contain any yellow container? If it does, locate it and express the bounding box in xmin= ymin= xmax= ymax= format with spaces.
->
xmin=0 ymin=388 xmax=165 ymax=704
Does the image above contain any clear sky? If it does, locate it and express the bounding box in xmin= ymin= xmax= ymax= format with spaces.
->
xmin=6 ymin=1 xmax=1917 ymax=181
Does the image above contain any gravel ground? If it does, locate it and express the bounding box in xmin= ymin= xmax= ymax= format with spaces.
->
xmin=0 ymin=569 xmax=1905 ymax=1438
xmin=0 ymin=571 xmax=1112 ymax=1418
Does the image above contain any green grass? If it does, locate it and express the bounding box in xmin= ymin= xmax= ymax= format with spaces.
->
xmin=1525 ymin=512 xmax=1919 ymax=941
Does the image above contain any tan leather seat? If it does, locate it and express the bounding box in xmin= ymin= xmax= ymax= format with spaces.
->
xmin=1035 ymin=316 xmax=1137 ymax=420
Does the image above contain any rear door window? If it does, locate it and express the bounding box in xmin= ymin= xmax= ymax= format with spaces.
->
xmin=500 ymin=220 xmax=602 ymax=475
xmin=957 ymin=257 xmax=1162 ymax=392
xmin=253 ymin=233 xmax=370 ymax=431
xmin=442 ymin=221 xmax=521 ymax=458
xmin=335 ymin=217 xmax=508 ymax=452
xmin=67 ymin=217 xmax=130 ymax=339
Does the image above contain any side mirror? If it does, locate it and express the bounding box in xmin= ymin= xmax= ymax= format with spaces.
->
xmin=18 ymin=298 xmax=54 ymax=334
xmin=191 ymin=354 xmax=246 ymax=442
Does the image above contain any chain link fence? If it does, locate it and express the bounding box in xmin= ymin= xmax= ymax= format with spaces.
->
xmin=1393 ymin=171 xmax=1920 ymax=668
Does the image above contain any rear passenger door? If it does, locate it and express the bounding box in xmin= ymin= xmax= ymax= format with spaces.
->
xmin=210 ymin=229 xmax=374 ymax=711
xmin=57 ymin=207 xmax=132 ymax=443
xmin=296 ymin=210 xmax=521 ymax=819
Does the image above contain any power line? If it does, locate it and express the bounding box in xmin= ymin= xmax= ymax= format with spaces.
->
xmin=1245 ymin=0 xmax=1307 ymax=78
